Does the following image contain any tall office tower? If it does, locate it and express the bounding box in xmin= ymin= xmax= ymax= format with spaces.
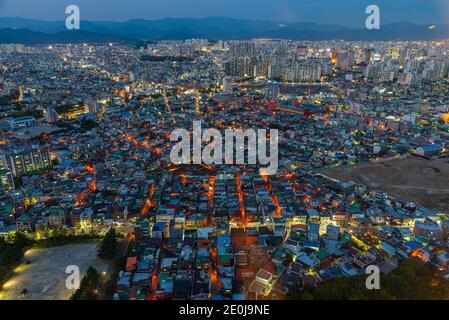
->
xmin=253 ymin=56 xmax=269 ymax=78
xmin=336 ymin=52 xmax=355 ymax=70
xmin=268 ymin=59 xmax=283 ymax=80
xmin=390 ymin=47 xmax=401 ymax=60
xmin=129 ymin=72 xmax=135 ymax=82
xmin=43 ymin=107 xmax=58 ymax=123
xmin=228 ymin=57 xmax=255 ymax=77
xmin=286 ymin=62 xmax=322 ymax=83
xmin=331 ymin=52 xmax=338 ymax=65
xmin=0 ymin=44 xmax=26 ymax=53
xmin=223 ymin=61 xmax=231 ymax=76
xmin=88 ymin=101 xmax=100 ymax=114
xmin=0 ymin=168 xmax=14 ymax=195
xmin=229 ymin=42 xmax=255 ymax=57
xmin=0 ymin=146 xmax=52 ymax=177
xmin=229 ymin=57 xmax=244 ymax=77
xmin=398 ymin=72 xmax=413 ymax=85
xmin=18 ymin=86 xmax=24 ymax=102
xmin=364 ymin=63 xmax=382 ymax=82
xmin=361 ymin=48 xmax=372 ymax=65
xmin=265 ymin=81 xmax=280 ymax=100
xmin=222 ymin=76 xmax=234 ymax=94
xmin=296 ymin=45 xmax=308 ymax=60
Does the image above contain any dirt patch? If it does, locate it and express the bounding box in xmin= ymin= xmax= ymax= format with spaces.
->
xmin=0 ymin=243 xmax=110 ymax=300
xmin=320 ymin=157 xmax=449 ymax=212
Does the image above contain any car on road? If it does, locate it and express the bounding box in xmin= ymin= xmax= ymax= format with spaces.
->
xmin=20 ymin=288 xmax=28 ymax=297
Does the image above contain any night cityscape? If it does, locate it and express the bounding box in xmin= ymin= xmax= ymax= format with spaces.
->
xmin=1 ymin=0 xmax=449 ymax=306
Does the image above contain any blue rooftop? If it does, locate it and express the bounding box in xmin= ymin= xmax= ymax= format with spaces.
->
xmin=421 ymin=144 xmax=442 ymax=151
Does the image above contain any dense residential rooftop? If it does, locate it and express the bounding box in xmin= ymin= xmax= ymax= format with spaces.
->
xmin=0 ymin=39 xmax=449 ymax=300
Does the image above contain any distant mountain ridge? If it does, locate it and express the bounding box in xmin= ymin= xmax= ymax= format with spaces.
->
xmin=0 ymin=28 xmax=132 ymax=44
xmin=0 ymin=17 xmax=447 ymax=44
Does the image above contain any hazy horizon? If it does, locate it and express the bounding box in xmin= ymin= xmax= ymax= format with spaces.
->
xmin=0 ymin=15 xmax=446 ymax=28
xmin=0 ymin=0 xmax=447 ymax=27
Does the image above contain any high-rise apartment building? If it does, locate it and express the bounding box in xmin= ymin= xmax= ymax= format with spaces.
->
xmin=0 ymin=146 xmax=52 ymax=177
xmin=0 ymin=168 xmax=14 ymax=195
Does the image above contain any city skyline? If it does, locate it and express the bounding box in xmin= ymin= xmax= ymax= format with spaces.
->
xmin=1 ymin=0 xmax=449 ymax=305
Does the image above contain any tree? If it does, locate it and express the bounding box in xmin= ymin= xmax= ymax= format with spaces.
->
xmin=287 ymin=259 xmax=449 ymax=300
xmin=97 ymin=227 xmax=117 ymax=260
xmin=0 ymin=232 xmax=34 ymax=282
xmin=71 ymin=266 xmax=100 ymax=300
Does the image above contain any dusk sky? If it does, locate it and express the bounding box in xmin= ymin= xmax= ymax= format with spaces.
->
xmin=0 ymin=0 xmax=448 ymax=26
